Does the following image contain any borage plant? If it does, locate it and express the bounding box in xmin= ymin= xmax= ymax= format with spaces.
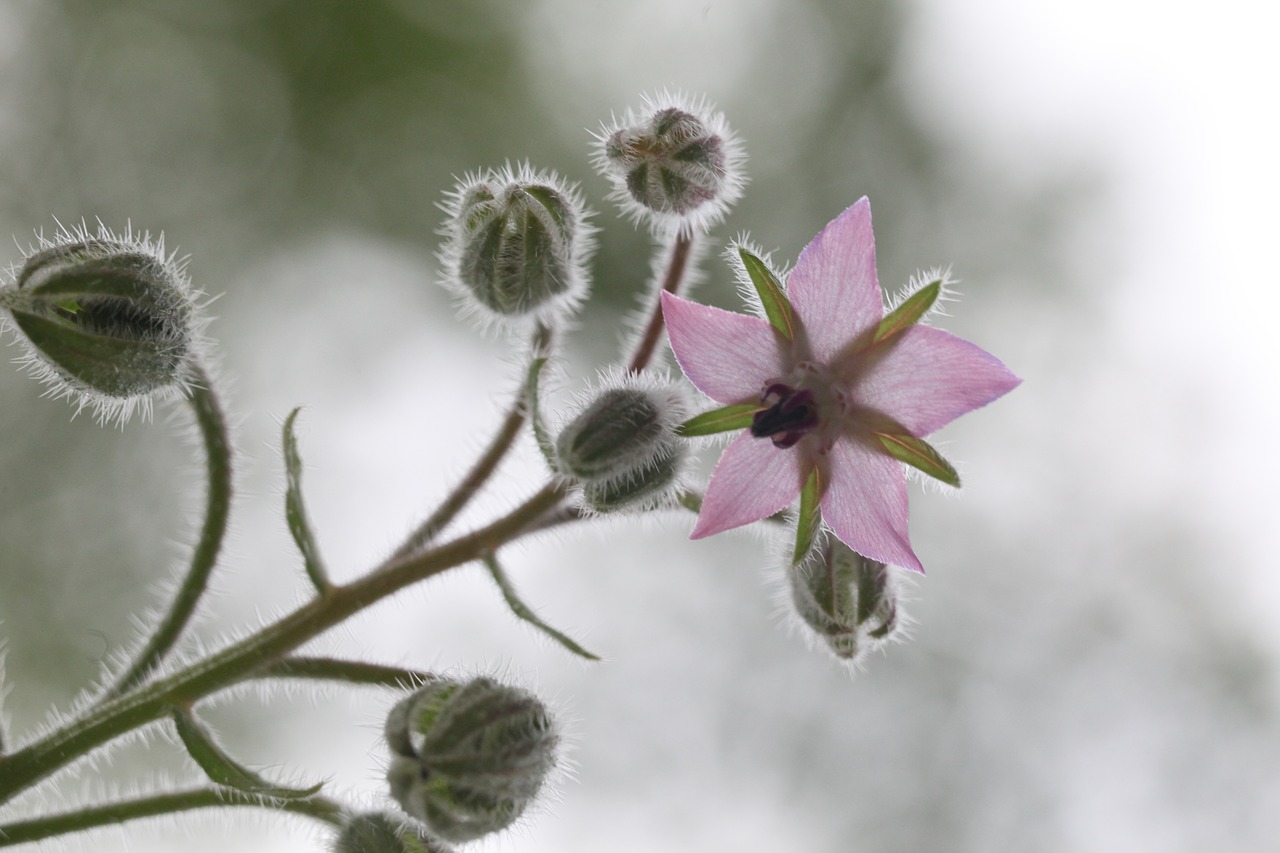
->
xmin=0 ymin=92 xmax=1019 ymax=851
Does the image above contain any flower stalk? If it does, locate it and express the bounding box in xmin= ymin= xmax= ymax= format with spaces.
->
xmin=102 ymin=363 xmax=232 ymax=700
xmin=627 ymin=231 xmax=694 ymax=373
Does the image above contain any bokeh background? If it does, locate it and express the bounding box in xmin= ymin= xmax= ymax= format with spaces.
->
xmin=2 ymin=1 xmax=1277 ymax=850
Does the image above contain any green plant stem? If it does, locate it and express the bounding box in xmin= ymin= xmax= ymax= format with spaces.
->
xmin=389 ymin=325 xmax=554 ymax=561
xmin=0 ymin=787 xmax=345 ymax=847
xmin=254 ymin=657 xmax=438 ymax=689
xmin=0 ymin=481 xmax=567 ymax=807
xmin=104 ymin=363 xmax=232 ymax=699
xmin=389 ymin=397 xmax=526 ymax=560
xmin=627 ymin=231 xmax=695 ymax=373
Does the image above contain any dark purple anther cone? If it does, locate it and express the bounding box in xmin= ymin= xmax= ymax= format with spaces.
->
xmin=751 ymin=384 xmax=818 ymax=448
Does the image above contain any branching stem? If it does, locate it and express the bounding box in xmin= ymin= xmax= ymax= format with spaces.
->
xmin=0 ymin=481 xmax=567 ymax=806
xmin=389 ymin=325 xmax=554 ymax=560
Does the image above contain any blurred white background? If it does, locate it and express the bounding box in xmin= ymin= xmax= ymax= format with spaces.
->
xmin=1 ymin=1 xmax=1277 ymax=851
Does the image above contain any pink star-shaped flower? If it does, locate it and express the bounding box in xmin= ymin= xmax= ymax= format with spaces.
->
xmin=661 ymin=198 xmax=1020 ymax=572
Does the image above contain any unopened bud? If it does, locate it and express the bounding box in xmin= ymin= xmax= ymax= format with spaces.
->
xmin=1 ymin=228 xmax=199 ymax=422
xmin=440 ymin=165 xmax=591 ymax=326
xmin=332 ymin=813 xmax=454 ymax=853
xmin=556 ymin=387 xmax=667 ymax=480
xmin=790 ymin=538 xmax=904 ymax=664
xmin=579 ymin=446 xmax=685 ymax=513
xmin=384 ymin=676 xmax=559 ymax=843
xmin=555 ymin=377 xmax=687 ymax=513
xmin=594 ymin=92 xmax=744 ymax=233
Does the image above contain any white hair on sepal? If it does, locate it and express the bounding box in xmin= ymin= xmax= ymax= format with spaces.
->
xmin=723 ymin=233 xmax=794 ymax=323
xmin=899 ymin=437 xmax=967 ymax=498
xmin=884 ymin=265 xmax=960 ymax=323
xmin=550 ymin=364 xmax=693 ymax=516
xmin=2 ymin=218 xmax=216 ymax=427
xmin=375 ymin=660 xmax=577 ymax=845
xmin=551 ymin=364 xmax=690 ymax=437
xmin=591 ymin=89 xmax=748 ymax=238
xmin=764 ymin=524 xmax=918 ymax=677
xmin=435 ymin=162 xmax=597 ymax=337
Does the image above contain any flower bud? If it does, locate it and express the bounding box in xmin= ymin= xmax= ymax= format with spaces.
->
xmin=594 ymin=92 xmax=745 ymax=233
xmin=579 ymin=446 xmax=684 ymax=513
xmin=790 ymin=538 xmax=904 ymax=664
xmin=555 ymin=376 xmax=688 ymax=513
xmin=556 ymin=387 xmax=667 ymax=480
xmin=1 ymin=228 xmax=199 ymax=423
xmin=439 ymin=164 xmax=592 ymax=327
xmin=384 ymin=677 xmax=559 ymax=843
xmin=332 ymin=813 xmax=455 ymax=853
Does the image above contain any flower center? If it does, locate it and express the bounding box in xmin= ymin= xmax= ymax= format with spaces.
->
xmin=751 ymin=384 xmax=819 ymax=449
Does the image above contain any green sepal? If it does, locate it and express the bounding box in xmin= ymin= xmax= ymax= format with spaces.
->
xmin=738 ymin=246 xmax=795 ymax=340
xmin=282 ymin=408 xmax=331 ymax=595
xmin=676 ymin=403 xmax=759 ymax=437
xmin=677 ymin=490 xmax=703 ymax=514
xmin=483 ymin=553 xmax=601 ymax=661
xmin=874 ymin=278 xmax=942 ymax=344
xmin=792 ymin=467 xmax=823 ymax=565
xmin=876 ymin=432 xmax=961 ymax=487
xmin=171 ymin=707 xmax=324 ymax=799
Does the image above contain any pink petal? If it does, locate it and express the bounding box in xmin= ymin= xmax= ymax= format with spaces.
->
xmin=661 ymin=291 xmax=787 ymax=404
xmin=786 ymin=198 xmax=884 ymax=363
xmin=691 ymin=431 xmax=805 ymax=538
xmin=851 ymin=325 xmax=1022 ymax=437
xmin=821 ymin=436 xmax=923 ymax=573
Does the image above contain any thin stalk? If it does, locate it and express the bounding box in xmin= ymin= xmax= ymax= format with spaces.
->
xmin=0 ymin=481 xmax=568 ymax=806
xmin=627 ymin=232 xmax=695 ymax=373
xmin=104 ymin=363 xmax=232 ymax=699
xmin=389 ymin=325 xmax=553 ymax=560
xmin=0 ymin=788 xmax=345 ymax=846
xmin=254 ymin=657 xmax=438 ymax=689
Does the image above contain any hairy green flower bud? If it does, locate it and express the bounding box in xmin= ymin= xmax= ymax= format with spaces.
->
xmin=1 ymin=227 xmax=200 ymax=423
xmin=790 ymin=538 xmax=904 ymax=664
xmin=556 ymin=388 xmax=667 ymax=480
xmin=332 ymin=813 xmax=454 ymax=853
xmin=440 ymin=164 xmax=592 ymax=326
xmin=594 ymin=92 xmax=745 ymax=233
xmin=579 ymin=446 xmax=685 ymax=513
xmin=385 ymin=677 xmax=559 ymax=843
xmin=555 ymin=377 xmax=688 ymax=513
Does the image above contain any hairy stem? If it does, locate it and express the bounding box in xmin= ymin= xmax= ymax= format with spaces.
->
xmin=0 ymin=481 xmax=567 ymax=806
xmin=0 ymin=788 xmax=345 ymax=846
xmin=627 ymin=231 xmax=695 ymax=373
xmin=389 ymin=325 xmax=553 ymax=560
xmin=254 ymin=657 xmax=438 ymax=689
xmin=104 ymin=363 xmax=232 ymax=699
